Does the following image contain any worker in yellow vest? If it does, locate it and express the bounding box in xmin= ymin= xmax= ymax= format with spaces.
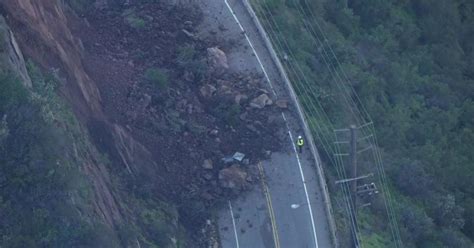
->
xmin=296 ymin=135 xmax=304 ymax=154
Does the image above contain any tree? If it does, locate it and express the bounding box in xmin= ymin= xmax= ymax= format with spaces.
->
xmin=400 ymin=206 xmax=434 ymax=244
xmin=431 ymin=194 xmax=465 ymax=230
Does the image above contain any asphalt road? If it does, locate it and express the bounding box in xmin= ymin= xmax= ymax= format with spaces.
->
xmin=196 ymin=0 xmax=333 ymax=247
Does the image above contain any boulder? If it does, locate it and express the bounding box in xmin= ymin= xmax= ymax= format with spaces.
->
xmin=176 ymin=99 xmax=188 ymax=111
xmin=234 ymin=93 xmax=248 ymax=105
xmin=218 ymin=165 xmax=248 ymax=189
xmin=186 ymin=104 xmax=194 ymax=114
xmin=200 ymin=84 xmax=216 ymax=98
xmin=202 ymin=159 xmax=213 ymax=169
xmin=250 ymin=94 xmax=273 ymax=109
xmin=246 ymin=124 xmax=260 ymax=134
xmin=182 ymin=29 xmax=197 ymax=40
xmin=217 ymin=84 xmax=233 ymax=96
xmin=183 ymin=70 xmax=194 ymax=82
xmin=139 ymin=94 xmax=152 ymax=110
xmin=203 ymin=172 xmax=213 ymax=181
xmin=239 ymin=112 xmax=248 ymax=121
xmin=201 ymin=191 xmax=214 ymax=201
xmin=265 ymin=150 xmax=272 ymax=158
xmin=207 ymin=47 xmax=229 ymax=71
xmin=257 ymin=88 xmax=269 ymax=94
xmin=216 ymin=79 xmax=231 ymax=86
xmin=209 ymin=129 xmax=219 ymax=136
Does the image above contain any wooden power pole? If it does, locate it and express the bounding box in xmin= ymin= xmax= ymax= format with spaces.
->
xmin=349 ymin=125 xmax=360 ymax=248
xmin=335 ymin=124 xmax=365 ymax=248
xmin=350 ymin=125 xmax=358 ymax=214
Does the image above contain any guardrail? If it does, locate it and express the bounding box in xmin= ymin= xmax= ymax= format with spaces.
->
xmin=241 ymin=1 xmax=338 ymax=247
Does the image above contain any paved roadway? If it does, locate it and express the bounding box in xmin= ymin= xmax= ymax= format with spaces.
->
xmin=196 ymin=0 xmax=333 ymax=247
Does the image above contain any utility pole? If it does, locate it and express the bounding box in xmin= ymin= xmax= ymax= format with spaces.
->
xmin=335 ymin=123 xmax=376 ymax=248
xmin=350 ymin=125 xmax=358 ymax=215
xmin=349 ymin=125 xmax=359 ymax=248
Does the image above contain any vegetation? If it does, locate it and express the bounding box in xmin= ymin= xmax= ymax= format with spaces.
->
xmin=175 ymin=44 xmax=207 ymax=82
xmin=65 ymin=0 xmax=95 ymax=14
xmin=0 ymin=63 xmax=122 ymax=246
xmin=123 ymin=9 xmax=146 ymax=29
xmin=144 ymin=67 xmax=169 ymax=89
xmin=211 ymin=100 xmax=242 ymax=127
xmin=0 ymin=61 xmax=180 ymax=247
xmin=253 ymin=0 xmax=474 ymax=247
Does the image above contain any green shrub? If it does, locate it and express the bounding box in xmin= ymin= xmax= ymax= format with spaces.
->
xmin=175 ymin=44 xmax=207 ymax=81
xmin=65 ymin=0 xmax=95 ymax=14
xmin=176 ymin=44 xmax=197 ymax=66
xmin=144 ymin=68 xmax=168 ymax=89
xmin=140 ymin=209 xmax=173 ymax=246
xmin=123 ymin=9 xmax=146 ymax=29
xmin=126 ymin=15 xmax=146 ymax=29
xmin=211 ymin=101 xmax=241 ymax=126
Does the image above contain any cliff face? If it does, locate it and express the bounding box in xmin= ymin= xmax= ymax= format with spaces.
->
xmin=0 ymin=16 xmax=31 ymax=88
xmin=0 ymin=0 xmax=155 ymax=234
xmin=0 ymin=0 xmax=123 ymax=229
xmin=1 ymin=0 xmax=102 ymax=116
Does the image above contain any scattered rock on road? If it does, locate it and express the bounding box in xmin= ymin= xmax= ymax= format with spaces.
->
xmin=218 ymin=165 xmax=248 ymax=190
xmin=275 ymin=99 xmax=289 ymax=109
xmin=250 ymin=93 xmax=272 ymax=109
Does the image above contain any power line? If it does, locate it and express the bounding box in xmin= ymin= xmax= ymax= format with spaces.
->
xmin=253 ymin=2 xmax=363 ymax=245
xmin=252 ymin=1 xmax=404 ymax=247
xmin=253 ymin=3 xmax=337 ymax=161
xmin=297 ymin=1 xmax=404 ymax=246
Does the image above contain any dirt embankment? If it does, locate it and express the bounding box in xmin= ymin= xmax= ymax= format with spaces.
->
xmin=1 ymin=0 xmax=286 ymax=245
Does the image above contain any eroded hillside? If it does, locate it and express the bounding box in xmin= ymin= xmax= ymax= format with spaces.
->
xmin=0 ymin=0 xmax=286 ymax=246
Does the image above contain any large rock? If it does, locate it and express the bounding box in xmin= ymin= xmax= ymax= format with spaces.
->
xmin=207 ymin=47 xmax=229 ymax=71
xmin=234 ymin=93 xmax=248 ymax=105
xmin=202 ymin=159 xmax=213 ymax=169
xmin=250 ymin=94 xmax=273 ymax=109
xmin=200 ymin=84 xmax=216 ymax=98
xmin=218 ymin=165 xmax=247 ymax=190
xmin=217 ymin=84 xmax=233 ymax=96
xmin=139 ymin=93 xmax=152 ymax=111
xmin=182 ymin=29 xmax=198 ymax=40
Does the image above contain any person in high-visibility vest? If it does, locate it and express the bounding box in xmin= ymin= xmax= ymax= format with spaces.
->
xmin=296 ymin=135 xmax=304 ymax=153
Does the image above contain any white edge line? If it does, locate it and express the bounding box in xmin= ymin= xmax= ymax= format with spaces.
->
xmin=288 ymin=131 xmax=320 ymax=248
xmin=224 ymin=0 xmax=277 ymax=97
xmin=228 ymin=200 xmax=240 ymax=248
xmin=281 ymin=112 xmax=288 ymax=122
xmin=225 ymin=1 xmax=319 ymax=247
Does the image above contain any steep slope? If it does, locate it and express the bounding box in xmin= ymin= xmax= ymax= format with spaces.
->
xmin=0 ymin=13 xmax=126 ymax=246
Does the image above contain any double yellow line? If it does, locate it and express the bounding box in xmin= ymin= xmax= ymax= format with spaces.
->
xmin=258 ymin=162 xmax=281 ymax=248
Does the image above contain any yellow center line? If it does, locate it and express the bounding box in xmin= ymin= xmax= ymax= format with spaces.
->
xmin=258 ymin=162 xmax=281 ymax=248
